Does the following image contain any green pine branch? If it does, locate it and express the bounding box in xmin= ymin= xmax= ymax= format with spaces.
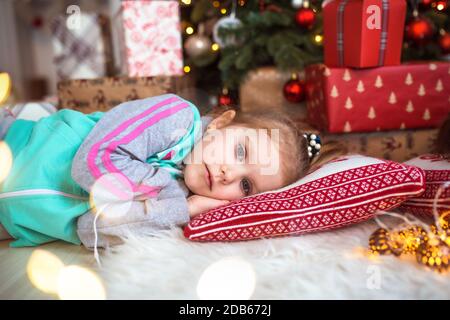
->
xmin=218 ymin=0 xmax=324 ymax=89
xmin=185 ymin=0 xmax=449 ymax=91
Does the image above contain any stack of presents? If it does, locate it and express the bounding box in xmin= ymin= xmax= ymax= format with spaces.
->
xmin=240 ymin=0 xmax=449 ymax=163
xmin=50 ymin=0 xmax=448 ymax=163
xmin=305 ymin=0 xmax=449 ymax=162
xmin=52 ymin=0 xmax=196 ymax=114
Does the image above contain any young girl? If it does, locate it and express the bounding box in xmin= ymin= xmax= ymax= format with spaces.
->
xmin=0 ymin=94 xmax=327 ymax=249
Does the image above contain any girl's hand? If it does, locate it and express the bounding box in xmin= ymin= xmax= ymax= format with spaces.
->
xmin=188 ymin=195 xmax=230 ymax=219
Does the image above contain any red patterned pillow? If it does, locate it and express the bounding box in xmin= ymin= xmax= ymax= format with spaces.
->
xmin=399 ymin=154 xmax=450 ymax=218
xmin=184 ymin=155 xmax=426 ymax=242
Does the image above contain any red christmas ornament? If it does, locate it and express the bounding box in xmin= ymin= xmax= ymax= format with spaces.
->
xmin=218 ymin=88 xmax=233 ymax=106
xmin=439 ymin=32 xmax=450 ymax=54
xmin=405 ymin=16 xmax=435 ymax=44
xmin=31 ymin=16 xmax=44 ymax=29
xmin=295 ymin=7 xmax=316 ymax=29
xmin=283 ymin=76 xmax=305 ymax=103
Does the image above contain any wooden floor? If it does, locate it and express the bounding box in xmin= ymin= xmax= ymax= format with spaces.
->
xmin=0 ymin=239 xmax=97 ymax=299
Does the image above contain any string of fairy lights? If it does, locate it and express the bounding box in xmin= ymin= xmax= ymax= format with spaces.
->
xmin=178 ymin=0 xmax=324 ymax=105
xmin=369 ymin=183 xmax=450 ymax=273
xmin=179 ymin=0 xmax=244 ymax=75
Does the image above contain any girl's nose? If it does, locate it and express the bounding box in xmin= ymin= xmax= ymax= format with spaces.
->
xmin=220 ymin=165 xmax=231 ymax=184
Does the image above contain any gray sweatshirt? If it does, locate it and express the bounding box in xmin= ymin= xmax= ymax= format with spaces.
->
xmin=71 ymin=94 xmax=212 ymax=249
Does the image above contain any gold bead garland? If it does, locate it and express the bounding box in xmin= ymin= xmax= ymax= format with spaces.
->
xmin=369 ymin=210 xmax=450 ymax=273
xmin=369 ymin=228 xmax=391 ymax=255
xmin=416 ymin=239 xmax=450 ymax=272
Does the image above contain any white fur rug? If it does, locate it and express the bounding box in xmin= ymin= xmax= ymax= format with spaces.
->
xmin=98 ymin=218 xmax=450 ymax=300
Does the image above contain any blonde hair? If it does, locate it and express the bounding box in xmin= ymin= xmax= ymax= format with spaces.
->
xmin=207 ymin=106 xmax=348 ymax=186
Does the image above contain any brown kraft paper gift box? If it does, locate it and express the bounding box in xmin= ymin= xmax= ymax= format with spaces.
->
xmin=239 ymin=67 xmax=307 ymax=121
xmin=323 ymin=129 xmax=439 ymax=162
xmin=293 ymin=117 xmax=438 ymax=162
xmin=57 ymin=74 xmax=196 ymax=113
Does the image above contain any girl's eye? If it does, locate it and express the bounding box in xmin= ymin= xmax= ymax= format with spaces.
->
xmin=241 ymin=178 xmax=252 ymax=196
xmin=236 ymin=143 xmax=246 ymax=163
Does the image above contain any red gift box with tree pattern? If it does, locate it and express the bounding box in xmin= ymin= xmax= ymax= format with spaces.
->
xmin=305 ymin=62 xmax=450 ymax=133
xmin=323 ymin=0 xmax=406 ymax=68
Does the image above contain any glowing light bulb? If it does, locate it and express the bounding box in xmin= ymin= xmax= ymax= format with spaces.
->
xmin=211 ymin=43 xmax=220 ymax=51
xmin=186 ymin=26 xmax=194 ymax=35
xmin=436 ymin=2 xmax=445 ymax=10
xmin=314 ymin=34 xmax=323 ymax=44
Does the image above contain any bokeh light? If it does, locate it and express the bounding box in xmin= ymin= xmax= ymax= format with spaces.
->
xmin=211 ymin=43 xmax=220 ymax=51
xmin=27 ymin=249 xmax=106 ymax=299
xmin=89 ymin=172 xmax=134 ymax=220
xmin=27 ymin=249 xmax=65 ymax=294
xmin=0 ymin=141 xmax=12 ymax=183
xmin=0 ymin=73 xmax=12 ymax=104
xmin=196 ymin=256 xmax=256 ymax=300
xmin=186 ymin=26 xmax=194 ymax=35
xmin=314 ymin=34 xmax=323 ymax=44
xmin=58 ymin=266 xmax=106 ymax=300
xmin=434 ymin=1 xmax=447 ymax=11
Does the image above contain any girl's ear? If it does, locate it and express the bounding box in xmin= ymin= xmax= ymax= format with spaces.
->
xmin=206 ymin=109 xmax=236 ymax=131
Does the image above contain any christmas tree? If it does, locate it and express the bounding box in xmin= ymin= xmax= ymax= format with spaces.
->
xmin=218 ymin=0 xmax=324 ymax=90
xmin=180 ymin=0 xmax=450 ymax=97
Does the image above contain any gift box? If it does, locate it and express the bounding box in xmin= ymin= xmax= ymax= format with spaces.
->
xmin=305 ymin=62 xmax=450 ymax=133
xmin=57 ymin=74 xmax=195 ymax=113
xmin=51 ymin=13 xmax=114 ymax=80
xmin=114 ymin=0 xmax=184 ymax=77
xmin=322 ymin=128 xmax=439 ymax=163
xmin=323 ymin=0 xmax=406 ymax=68
xmin=239 ymin=67 xmax=307 ymax=120
xmin=292 ymin=116 xmax=438 ymax=162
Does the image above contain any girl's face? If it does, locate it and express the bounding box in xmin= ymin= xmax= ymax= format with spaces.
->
xmin=183 ymin=111 xmax=285 ymax=201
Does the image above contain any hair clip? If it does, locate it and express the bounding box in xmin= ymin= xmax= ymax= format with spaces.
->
xmin=303 ymin=133 xmax=321 ymax=160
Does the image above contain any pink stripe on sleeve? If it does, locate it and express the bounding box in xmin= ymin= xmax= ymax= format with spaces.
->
xmin=101 ymin=102 xmax=190 ymax=194
xmin=87 ymin=96 xmax=180 ymax=179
